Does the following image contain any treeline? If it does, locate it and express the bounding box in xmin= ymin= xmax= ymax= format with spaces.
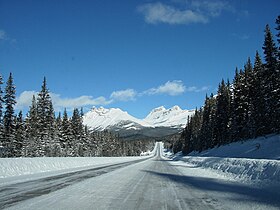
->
xmin=173 ymin=16 xmax=280 ymax=154
xmin=0 ymin=76 xmax=154 ymax=157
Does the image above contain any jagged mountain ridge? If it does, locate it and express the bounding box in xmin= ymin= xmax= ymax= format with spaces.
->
xmin=83 ymin=106 xmax=195 ymax=138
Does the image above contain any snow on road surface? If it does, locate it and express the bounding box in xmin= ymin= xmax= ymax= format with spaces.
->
xmin=1 ymin=141 xmax=280 ymax=210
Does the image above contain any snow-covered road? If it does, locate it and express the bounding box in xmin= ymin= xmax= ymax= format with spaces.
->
xmin=2 ymin=142 xmax=280 ymax=210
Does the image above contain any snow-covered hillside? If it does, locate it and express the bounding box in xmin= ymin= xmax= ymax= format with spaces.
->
xmin=144 ymin=105 xmax=195 ymax=128
xmin=83 ymin=106 xmax=194 ymax=132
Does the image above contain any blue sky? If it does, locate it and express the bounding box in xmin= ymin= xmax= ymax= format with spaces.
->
xmin=0 ymin=0 xmax=279 ymax=118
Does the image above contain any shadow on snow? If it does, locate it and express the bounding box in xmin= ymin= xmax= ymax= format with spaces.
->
xmin=143 ymin=169 xmax=280 ymax=208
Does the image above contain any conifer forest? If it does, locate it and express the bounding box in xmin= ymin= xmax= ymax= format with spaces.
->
xmin=172 ymin=16 xmax=280 ymax=154
xmin=0 ymin=75 xmax=153 ymax=157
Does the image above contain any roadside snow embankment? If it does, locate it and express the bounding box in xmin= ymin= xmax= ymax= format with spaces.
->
xmin=0 ymin=156 xmax=148 ymax=179
xmin=179 ymin=156 xmax=280 ymax=184
xmin=167 ymin=134 xmax=280 ymax=185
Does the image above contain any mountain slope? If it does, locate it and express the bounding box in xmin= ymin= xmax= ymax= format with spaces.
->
xmin=83 ymin=106 xmax=195 ymax=138
xmin=83 ymin=107 xmax=151 ymax=131
xmin=144 ymin=105 xmax=195 ymax=128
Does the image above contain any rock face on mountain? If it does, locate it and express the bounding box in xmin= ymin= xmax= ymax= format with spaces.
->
xmin=83 ymin=106 xmax=195 ymax=139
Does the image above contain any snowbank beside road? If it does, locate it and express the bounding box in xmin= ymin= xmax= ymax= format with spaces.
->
xmin=189 ymin=134 xmax=280 ymax=160
xmin=165 ymin=134 xmax=280 ymax=186
xmin=0 ymin=156 xmax=148 ymax=179
xmin=177 ymin=156 xmax=280 ymax=185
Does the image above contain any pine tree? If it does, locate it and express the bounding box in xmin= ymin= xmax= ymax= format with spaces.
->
xmin=231 ymin=68 xmax=245 ymax=141
xmin=242 ymin=58 xmax=253 ymax=138
xmin=262 ymin=24 xmax=279 ymax=133
xmin=3 ymin=73 xmax=16 ymax=156
xmin=24 ymin=95 xmax=39 ymax=156
xmin=0 ymin=74 xmax=4 ymax=149
xmin=0 ymin=74 xmax=3 ymax=124
xmin=36 ymin=77 xmax=54 ymax=156
xmin=71 ymin=108 xmax=85 ymax=156
xmin=14 ymin=111 xmax=24 ymax=157
xmin=53 ymin=112 xmax=63 ymax=156
xmin=213 ymin=79 xmax=231 ymax=146
xmin=275 ymin=15 xmax=280 ymax=60
xmin=61 ymin=108 xmax=72 ymax=156
xmin=263 ymin=24 xmax=278 ymax=70
xmin=250 ymin=52 xmax=266 ymax=137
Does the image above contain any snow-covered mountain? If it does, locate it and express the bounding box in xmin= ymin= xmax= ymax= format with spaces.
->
xmin=83 ymin=106 xmax=195 ymax=138
xmin=144 ymin=105 xmax=194 ymax=128
xmin=83 ymin=107 xmax=151 ymax=131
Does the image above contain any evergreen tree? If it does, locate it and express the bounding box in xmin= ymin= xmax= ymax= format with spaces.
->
xmin=250 ymin=52 xmax=266 ymax=137
xmin=36 ymin=77 xmax=54 ymax=156
xmin=3 ymin=73 xmax=16 ymax=156
xmin=262 ymin=24 xmax=280 ymax=133
xmin=275 ymin=15 xmax=280 ymax=60
xmin=0 ymin=74 xmax=3 ymax=124
xmin=61 ymin=108 xmax=72 ymax=156
xmin=71 ymin=108 xmax=85 ymax=156
xmin=0 ymin=74 xmax=4 ymax=148
xmin=14 ymin=111 xmax=24 ymax=157
xmin=230 ymin=69 xmax=243 ymax=141
xmin=199 ymin=95 xmax=211 ymax=152
xmin=242 ymin=58 xmax=253 ymax=138
xmin=213 ymin=79 xmax=231 ymax=146
xmin=263 ymin=24 xmax=278 ymax=70
xmin=24 ymin=95 xmax=39 ymax=156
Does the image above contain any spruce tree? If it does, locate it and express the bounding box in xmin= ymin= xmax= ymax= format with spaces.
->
xmin=275 ymin=15 xmax=280 ymax=60
xmin=251 ymin=52 xmax=266 ymax=136
xmin=14 ymin=111 xmax=24 ymax=157
xmin=61 ymin=108 xmax=72 ymax=156
xmin=37 ymin=77 xmax=54 ymax=156
xmin=3 ymin=73 xmax=16 ymax=156
xmin=263 ymin=24 xmax=278 ymax=70
xmin=0 ymin=74 xmax=3 ymax=124
xmin=71 ymin=108 xmax=84 ymax=156
xmin=214 ymin=79 xmax=231 ymax=146
xmin=262 ymin=24 xmax=279 ymax=133
xmin=0 ymin=74 xmax=4 ymax=148
xmin=25 ymin=95 xmax=38 ymax=157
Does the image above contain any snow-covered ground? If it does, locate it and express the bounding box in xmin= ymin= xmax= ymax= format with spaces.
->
xmin=1 ymin=142 xmax=280 ymax=209
xmin=2 ymin=141 xmax=280 ymax=210
xmin=0 ymin=155 xmax=153 ymax=187
xmin=164 ymin=134 xmax=280 ymax=188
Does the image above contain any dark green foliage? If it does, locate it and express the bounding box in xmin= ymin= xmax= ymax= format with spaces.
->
xmin=0 ymin=74 xmax=4 ymax=145
xmin=276 ymin=16 xmax=280 ymax=60
xmin=173 ymin=17 xmax=280 ymax=155
xmin=14 ymin=111 xmax=25 ymax=157
xmin=213 ymin=80 xmax=231 ymax=145
xmin=3 ymin=73 xmax=16 ymax=156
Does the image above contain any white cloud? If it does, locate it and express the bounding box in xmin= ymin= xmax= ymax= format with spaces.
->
xmin=110 ymin=89 xmax=137 ymax=102
xmin=0 ymin=29 xmax=16 ymax=43
xmin=231 ymin=33 xmax=250 ymax=40
xmin=191 ymin=0 xmax=233 ymax=17
xmin=15 ymin=91 xmax=37 ymax=110
xmin=138 ymin=1 xmax=234 ymax=25
xmin=186 ymin=86 xmax=209 ymax=92
xmin=16 ymin=83 xmax=209 ymax=112
xmin=16 ymin=91 xmax=113 ymax=112
xmin=138 ymin=2 xmax=208 ymax=25
xmin=144 ymin=80 xmax=186 ymax=96
xmin=0 ymin=30 xmax=7 ymax=40
xmin=50 ymin=93 xmax=112 ymax=111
